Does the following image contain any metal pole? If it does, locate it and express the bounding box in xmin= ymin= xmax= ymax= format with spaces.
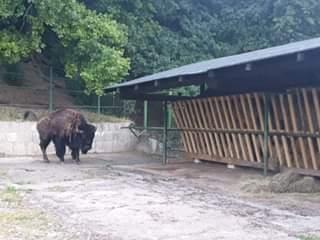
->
xmin=49 ymin=67 xmax=53 ymax=112
xmin=163 ymin=100 xmax=168 ymax=165
xmin=168 ymin=104 xmax=172 ymax=129
xmin=144 ymin=100 xmax=148 ymax=128
xmin=97 ymin=95 xmax=101 ymax=115
xmin=263 ymin=93 xmax=270 ymax=176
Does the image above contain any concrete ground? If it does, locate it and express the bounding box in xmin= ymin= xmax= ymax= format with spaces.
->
xmin=0 ymin=152 xmax=320 ymax=240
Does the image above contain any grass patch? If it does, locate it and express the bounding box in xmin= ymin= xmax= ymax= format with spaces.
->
xmin=300 ymin=236 xmax=320 ymax=240
xmin=0 ymin=186 xmax=22 ymax=204
xmin=0 ymin=209 xmax=49 ymax=238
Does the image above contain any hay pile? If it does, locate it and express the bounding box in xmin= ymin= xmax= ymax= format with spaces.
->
xmin=270 ymin=171 xmax=320 ymax=193
xmin=241 ymin=170 xmax=320 ymax=194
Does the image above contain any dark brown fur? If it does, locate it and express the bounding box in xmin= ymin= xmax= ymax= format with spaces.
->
xmin=37 ymin=109 xmax=96 ymax=163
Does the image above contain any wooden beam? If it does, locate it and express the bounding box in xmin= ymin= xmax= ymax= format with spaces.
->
xmin=185 ymin=153 xmax=279 ymax=171
xmin=119 ymin=92 xmax=194 ymax=101
xmin=280 ymin=167 xmax=320 ymax=178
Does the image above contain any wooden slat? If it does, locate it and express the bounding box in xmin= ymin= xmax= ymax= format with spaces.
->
xmin=194 ymin=99 xmax=212 ymax=156
xmin=214 ymin=97 xmax=233 ymax=158
xmin=225 ymin=96 xmax=241 ymax=159
xmin=185 ymin=101 xmax=204 ymax=153
xmin=239 ymin=95 xmax=255 ymax=161
xmin=288 ymin=93 xmax=308 ymax=169
xmin=198 ymin=99 xmax=217 ymax=156
xmin=271 ymin=96 xmax=292 ymax=167
xmin=257 ymin=94 xmax=280 ymax=167
xmin=296 ymin=89 xmax=312 ymax=168
xmin=221 ymin=96 xmax=239 ymax=159
xmin=178 ymin=101 xmax=195 ymax=153
xmin=172 ymin=103 xmax=190 ymax=152
xmin=179 ymin=101 xmax=197 ymax=153
xmin=210 ymin=97 xmax=228 ymax=157
xmin=282 ymin=94 xmax=300 ymax=168
xmin=206 ymin=98 xmax=225 ymax=157
xmin=191 ymin=100 xmax=208 ymax=154
xmin=311 ymin=88 xmax=320 ymax=160
xmin=246 ymin=94 xmax=262 ymax=162
xmin=232 ymin=95 xmax=249 ymax=160
xmin=302 ymin=88 xmax=318 ymax=170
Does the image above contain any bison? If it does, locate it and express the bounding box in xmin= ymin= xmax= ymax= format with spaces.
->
xmin=36 ymin=109 xmax=96 ymax=163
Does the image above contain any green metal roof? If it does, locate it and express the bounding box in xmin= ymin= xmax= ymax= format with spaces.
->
xmin=106 ymin=37 xmax=320 ymax=91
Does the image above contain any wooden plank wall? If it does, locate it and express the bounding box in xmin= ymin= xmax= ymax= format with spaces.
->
xmin=172 ymin=87 xmax=320 ymax=171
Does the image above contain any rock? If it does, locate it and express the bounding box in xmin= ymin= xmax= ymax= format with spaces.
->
xmin=193 ymin=159 xmax=202 ymax=164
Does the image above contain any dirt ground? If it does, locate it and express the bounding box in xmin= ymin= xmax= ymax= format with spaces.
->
xmin=0 ymin=152 xmax=320 ymax=240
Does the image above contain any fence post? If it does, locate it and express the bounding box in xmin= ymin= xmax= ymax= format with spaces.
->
xmin=168 ymin=91 xmax=173 ymax=128
xmin=144 ymin=100 xmax=148 ymax=128
xmin=97 ymin=95 xmax=101 ymax=115
xmin=263 ymin=93 xmax=270 ymax=176
xmin=49 ymin=67 xmax=53 ymax=112
xmin=163 ymin=100 xmax=168 ymax=165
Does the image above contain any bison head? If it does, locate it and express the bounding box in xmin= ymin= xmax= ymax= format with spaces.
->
xmin=80 ymin=124 xmax=96 ymax=154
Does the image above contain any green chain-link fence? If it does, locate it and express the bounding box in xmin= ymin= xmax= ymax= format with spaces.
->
xmin=0 ymin=64 xmax=128 ymax=121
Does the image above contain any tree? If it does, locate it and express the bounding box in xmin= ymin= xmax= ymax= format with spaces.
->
xmin=0 ymin=0 xmax=130 ymax=95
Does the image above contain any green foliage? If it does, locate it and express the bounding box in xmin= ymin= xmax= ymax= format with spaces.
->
xmin=81 ymin=0 xmax=320 ymax=98
xmin=84 ymin=0 xmax=320 ymax=83
xmin=0 ymin=0 xmax=129 ymax=95
xmin=2 ymin=0 xmax=320 ymax=97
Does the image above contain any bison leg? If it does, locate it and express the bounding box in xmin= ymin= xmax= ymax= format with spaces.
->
xmin=71 ymin=148 xmax=80 ymax=164
xmin=40 ymin=138 xmax=51 ymax=163
xmin=53 ymin=137 xmax=66 ymax=162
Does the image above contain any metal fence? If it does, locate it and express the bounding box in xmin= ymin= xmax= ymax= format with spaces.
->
xmin=0 ymin=64 xmax=126 ymax=119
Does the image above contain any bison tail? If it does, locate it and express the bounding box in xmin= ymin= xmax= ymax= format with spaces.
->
xmin=23 ymin=111 xmax=38 ymax=121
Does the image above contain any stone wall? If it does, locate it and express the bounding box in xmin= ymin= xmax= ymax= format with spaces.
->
xmin=0 ymin=121 xmax=137 ymax=157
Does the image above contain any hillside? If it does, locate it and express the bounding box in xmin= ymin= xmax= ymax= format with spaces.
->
xmin=0 ymin=63 xmax=74 ymax=108
xmin=0 ymin=63 xmax=123 ymax=122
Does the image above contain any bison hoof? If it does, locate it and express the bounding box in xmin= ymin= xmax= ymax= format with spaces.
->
xmin=43 ymin=160 xmax=50 ymax=163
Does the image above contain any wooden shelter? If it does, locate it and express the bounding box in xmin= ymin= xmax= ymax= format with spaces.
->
xmin=106 ymin=37 xmax=320 ymax=176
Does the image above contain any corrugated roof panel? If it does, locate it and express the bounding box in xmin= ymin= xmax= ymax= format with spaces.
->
xmin=106 ymin=37 xmax=320 ymax=90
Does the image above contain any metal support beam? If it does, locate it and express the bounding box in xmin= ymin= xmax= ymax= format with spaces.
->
xmin=97 ymin=95 xmax=101 ymax=115
xmin=168 ymin=104 xmax=172 ymax=129
xmin=263 ymin=93 xmax=270 ymax=176
xmin=125 ymin=126 xmax=320 ymax=138
xmin=144 ymin=100 xmax=148 ymax=128
xmin=49 ymin=67 xmax=53 ymax=112
xmin=163 ymin=101 xmax=168 ymax=165
xmin=200 ymin=83 xmax=206 ymax=95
